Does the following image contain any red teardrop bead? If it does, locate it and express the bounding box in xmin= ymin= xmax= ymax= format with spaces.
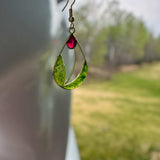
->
xmin=67 ymin=34 xmax=77 ymax=49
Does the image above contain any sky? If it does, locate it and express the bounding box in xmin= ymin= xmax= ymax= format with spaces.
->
xmin=114 ymin=0 xmax=160 ymax=36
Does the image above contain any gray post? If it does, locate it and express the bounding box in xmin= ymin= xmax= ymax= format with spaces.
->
xmin=0 ymin=0 xmax=71 ymax=160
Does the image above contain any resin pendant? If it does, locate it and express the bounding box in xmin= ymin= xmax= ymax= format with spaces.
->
xmin=53 ymin=34 xmax=88 ymax=90
xmin=67 ymin=34 xmax=77 ymax=49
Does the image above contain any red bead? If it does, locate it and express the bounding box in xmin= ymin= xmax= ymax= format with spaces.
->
xmin=67 ymin=34 xmax=77 ymax=49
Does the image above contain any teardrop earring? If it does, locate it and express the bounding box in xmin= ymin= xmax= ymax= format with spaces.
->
xmin=53 ymin=0 xmax=88 ymax=90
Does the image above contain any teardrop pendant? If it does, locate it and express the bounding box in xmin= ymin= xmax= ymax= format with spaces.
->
xmin=53 ymin=2 xmax=88 ymax=90
xmin=67 ymin=34 xmax=77 ymax=49
xmin=53 ymin=34 xmax=88 ymax=90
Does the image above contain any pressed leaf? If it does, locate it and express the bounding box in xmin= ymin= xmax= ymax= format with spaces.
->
xmin=63 ymin=60 xmax=88 ymax=89
xmin=53 ymin=55 xmax=65 ymax=86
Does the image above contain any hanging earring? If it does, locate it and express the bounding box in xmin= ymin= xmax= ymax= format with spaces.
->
xmin=52 ymin=0 xmax=88 ymax=90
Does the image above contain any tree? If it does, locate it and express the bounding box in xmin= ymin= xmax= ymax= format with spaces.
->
xmin=143 ymin=34 xmax=160 ymax=62
xmin=75 ymin=0 xmax=159 ymax=67
xmin=106 ymin=13 xmax=149 ymax=65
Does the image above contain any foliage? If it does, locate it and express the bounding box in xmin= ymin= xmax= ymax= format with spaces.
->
xmin=106 ymin=13 xmax=149 ymax=65
xmin=156 ymin=36 xmax=160 ymax=58
xmin=75 ymin=0 xmax=160 ymax=67
xmin=91 ymin=28 xmax=108 ymax=66
xmin=143 ymin=34 xmax=160 ymax=62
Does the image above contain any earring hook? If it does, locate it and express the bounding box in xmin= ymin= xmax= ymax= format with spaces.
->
xmin=62 ymin=0 xmax=76 ymax=12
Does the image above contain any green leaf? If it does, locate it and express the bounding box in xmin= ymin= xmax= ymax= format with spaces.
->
xmin=63 ymin=60 xmax=88 ymax=89
xmin=53 ymin=55 xmax=65 ymax=86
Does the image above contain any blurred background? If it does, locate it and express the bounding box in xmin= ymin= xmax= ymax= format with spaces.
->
xmin=70 ymin=0 xmax=160 ymax=160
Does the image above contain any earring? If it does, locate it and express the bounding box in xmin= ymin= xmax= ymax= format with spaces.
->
xmin=52 ymin=0 xmax=88 ymax=90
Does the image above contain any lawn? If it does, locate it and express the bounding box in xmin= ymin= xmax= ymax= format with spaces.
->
xmin=71 ymin=63 xmax=160 ymax=160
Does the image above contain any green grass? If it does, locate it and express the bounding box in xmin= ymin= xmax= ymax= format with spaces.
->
xmin=71 ymin=63 xmax=160 ymax=160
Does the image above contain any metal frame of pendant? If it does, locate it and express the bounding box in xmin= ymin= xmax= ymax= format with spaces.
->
xmin=53 ymin=33 xmax=88 ymax=90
